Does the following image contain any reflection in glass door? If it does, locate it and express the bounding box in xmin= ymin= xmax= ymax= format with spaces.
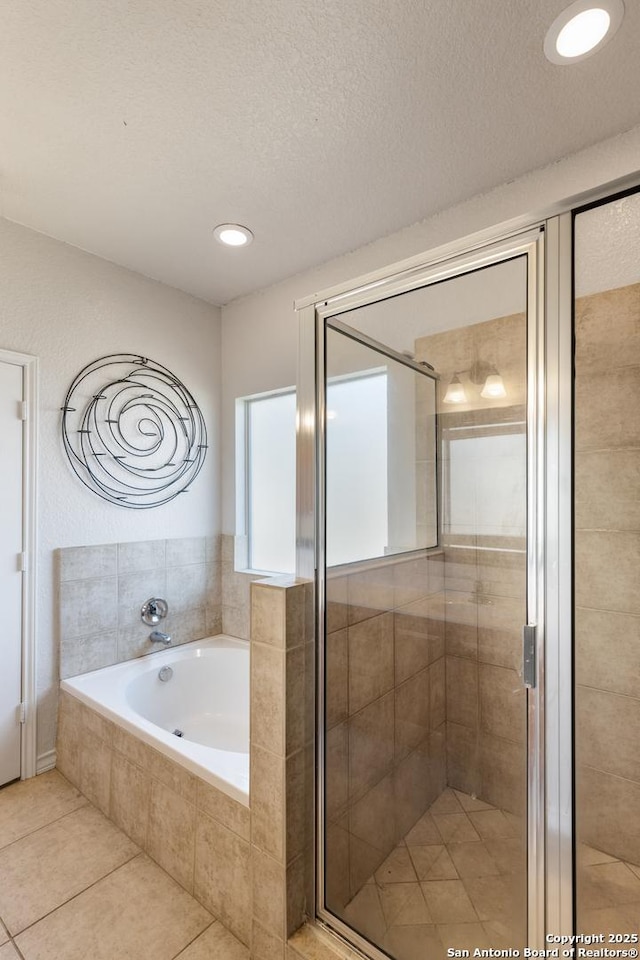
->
xmin=318 ymin=246 xmax=540 ymax=960
xmin=573 ymin=189 xmax=640 ymax=935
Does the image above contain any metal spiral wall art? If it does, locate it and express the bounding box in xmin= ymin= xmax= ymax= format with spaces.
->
xmin=61 ymin=354 xmax=207 ymax=509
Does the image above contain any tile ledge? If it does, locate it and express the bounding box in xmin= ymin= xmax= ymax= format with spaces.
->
xmin=252 ymin=576 xmax=312 ymax=589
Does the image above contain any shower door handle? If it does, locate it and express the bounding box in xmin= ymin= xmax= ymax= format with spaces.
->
xmin=522 ymin=623 xmax=537 ymax=689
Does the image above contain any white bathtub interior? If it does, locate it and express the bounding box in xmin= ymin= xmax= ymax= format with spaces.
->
xmin=61 ymin=634 xmax=250 ymax=805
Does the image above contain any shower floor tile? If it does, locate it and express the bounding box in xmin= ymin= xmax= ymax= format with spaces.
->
xmin=577 ymin=847 xmax=640 ymax=935
xmin=0 ymin=771 xmax=248 ymax=960
xmin=342 ymin=788 xmax=640 ymax=957
xmin=342 ymin=788 xmax=527 ymax=960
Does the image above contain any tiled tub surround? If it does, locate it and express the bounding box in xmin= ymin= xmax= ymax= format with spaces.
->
xmin=56 ymin=575 xmax=314 ymax=956
xmin=58 ymin=535 xmax=223 ymax=679
xmin=60 ymin=636 xmax=250 ymax=801
xmin=324 ymin=551 xmax=447 ymax=911
xmin=56 ymin=689 xmax=252 ymax=944
xmin=575 ymin=283 xmax=640 ymax=879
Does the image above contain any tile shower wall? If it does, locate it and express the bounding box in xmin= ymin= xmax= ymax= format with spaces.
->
xmin=575 ymin=281 xmax=640 ymax=865
xmin=58 ymin=536 xmax=222 ymax=679
xmin=415 ymin=312 xmax=528 ymax=818
xmin=441 ymin=543 xmax=526 ymax=814
xmin=325 ymin=552 xmax=447 ymax=910
xmin=221 ymin=534 xmax=266 ymax=640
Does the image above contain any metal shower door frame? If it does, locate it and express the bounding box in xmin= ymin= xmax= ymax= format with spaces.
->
xmin=296 ymin=224 xmax=560 ymax=956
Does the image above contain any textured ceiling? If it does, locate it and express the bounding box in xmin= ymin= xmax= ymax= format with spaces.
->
xmin=1 ymin=0 xmax=640 ymax=305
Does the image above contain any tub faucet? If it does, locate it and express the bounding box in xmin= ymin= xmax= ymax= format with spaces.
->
xmin=149 ymin=630 xmax=172 ymax=646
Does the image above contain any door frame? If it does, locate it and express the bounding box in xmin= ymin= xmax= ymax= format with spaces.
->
xmin=0 ymin=348 xmax=39 ymax=781
xmin=297 ymin=226 xmax=548 ymax=953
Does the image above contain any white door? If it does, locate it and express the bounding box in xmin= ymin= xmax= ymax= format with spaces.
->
xmin=0 ymin=360 xmax=23 ymax=785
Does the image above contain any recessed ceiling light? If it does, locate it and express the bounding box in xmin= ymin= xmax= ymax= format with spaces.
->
xmin=544 ymin=0 xmax=624 ymax=63
xmin=213 ymin=223 xmax=254 ymax=247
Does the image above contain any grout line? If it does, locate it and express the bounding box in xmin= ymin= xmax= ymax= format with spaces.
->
xmin=12 ymin=851 xmax=143 ymax=939
xmin=575 ymin=603 xmax=640 ymax=618
xmin=169 ymin=919 xmax=219 ymax=960
xmin=0 ymin=798 xmax=90 ymax=854
xmin=9 ymin=936 xmax=27 ymax=960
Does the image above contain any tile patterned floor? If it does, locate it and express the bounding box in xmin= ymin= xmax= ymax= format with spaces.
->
xmin=0 ymin=771 xmax=248 ymax=960
xmin=342 ymin=787 xmax=640 ymax=960
xmin=577 ymin=844 xmax=640 ymax=937
xmin=342 ymin=787 xmax=527 ymax=960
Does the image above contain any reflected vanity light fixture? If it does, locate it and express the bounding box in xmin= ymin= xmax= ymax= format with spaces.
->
xmin=443 ymin=361 xmax=507 ymax=404
xmin=443 ymin=375 xmax=467 ymax=404
xmin=480 ymin=372 xmax=507 ymax=399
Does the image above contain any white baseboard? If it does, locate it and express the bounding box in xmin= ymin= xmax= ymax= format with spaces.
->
xmin=36 ymin=749 xmax=56 ymax=775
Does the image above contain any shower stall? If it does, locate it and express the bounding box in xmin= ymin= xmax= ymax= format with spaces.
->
xmin=295 ymin=185 xmax=640 ymax=960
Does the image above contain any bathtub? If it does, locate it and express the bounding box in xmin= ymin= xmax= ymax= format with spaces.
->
xmin=60 ymin=635 xmax=250 ymax=805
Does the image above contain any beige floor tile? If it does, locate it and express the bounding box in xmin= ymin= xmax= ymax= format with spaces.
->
xmin=617 ymin=901 xmax=640 ymax=934
xmin=453 ymin=791 xmax=494 ymax=813
xmin=468 ymin=810 xmax=517 ymax=840
xmin=0 ymin=804 xmax=139 ymax=935
xmin=447 ymin=841 xmax=501 ymax=879
xmin=483 ymin=918 xmax=525 ymax=950
xmin=432 ymin=814 xmax=480 ymax=843
xmin=382 ymin=923 xmax=445 ymax=960
xmin=483 ymin=838 xmax=526 ymax=876
xmin=174 ymin=921 xmax=248 ymax=960
xmin=408 ymin=845 xmax=458 ymax=882
xmin=428 ymin=790 xmax=463 ymax=816
xmin=578 ymin=904 xmax=635 ymax=936
xmin=15 ymin=854 xmax=212 ymax=960
xmin=0 ymin=923 xmax=7 ymax=947
xmin=462 ymin=876 xmax=523 ymax=925
xmin=437 ymin=922 xmax=490 ymax=951
xmin=579 ymin=862 xmax=640 ymax=909
xmin=374 ymin=845 xmax=417 ymax=884
xmin=405 ymin=812 xmax=442 ymax=846
xmin=343 ymin=885 xmax=386 ymax=943
xmin=0 ymin=772 xmax=86 ymax=850
xmin=503 ymin=812 xmax=522 ymax=834
xmin=421 ymin=880 xmax=478 ymax=924
xmin=377 ymin=882 xmax=432 ymax=927
xmin=0 ymin=943 xmax=21 ymax=960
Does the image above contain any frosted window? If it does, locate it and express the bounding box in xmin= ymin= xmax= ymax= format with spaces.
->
xmin=326 ymin=374 xmax=388 ymax=566
xmin=446 ymin=432 xmax=526 ymax=538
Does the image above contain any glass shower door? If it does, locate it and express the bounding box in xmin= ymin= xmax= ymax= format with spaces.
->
xmin=573 ymin=189 xmax=640 ymax=935
xmin=318 ymin=245 xmax=539 ymax=960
